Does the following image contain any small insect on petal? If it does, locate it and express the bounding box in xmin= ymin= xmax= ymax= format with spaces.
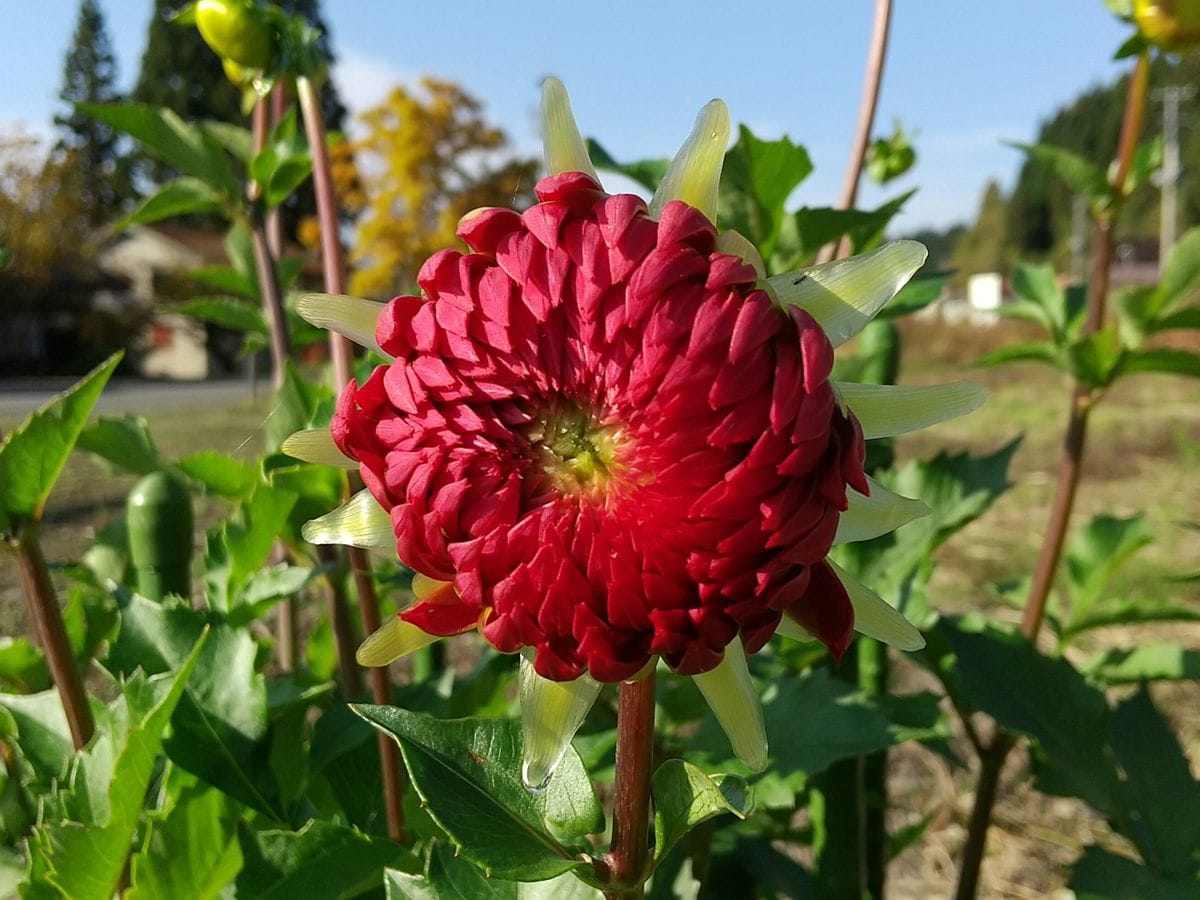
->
xmin=301 ymin=489 xmax=394 ymax=550
xmin=834 ymin=476 xmax=929 ymax=544
xmin=837 ymin=380 xmax=987 ymax=440
xmin=540 ymin=77 xmax=598 ymax=180
xmin=768 ymin=241 xmax=927 ymax=346
xmin=650 ymin=99 xmax=731 ymax=222
xmin=691 ymin=638 xmax=768 ymax=772
xmin=518 ymin=654 xmax=602 ymax=790
xmin=828 ymin=560 xmax=925 ymax=651
xmin=357 ymin=615 xmax=441 ymax=666
xmin=281 ymin=428 xmax=357 ymax=469
xmin=296 ymin=293 xmax=393 ymax=361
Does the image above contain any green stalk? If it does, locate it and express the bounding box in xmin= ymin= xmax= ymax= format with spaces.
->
xmin=953 ymin=50 xmax=1150 ymax=900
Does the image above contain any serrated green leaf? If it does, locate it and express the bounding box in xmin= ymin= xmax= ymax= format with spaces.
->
xmin=354 ymin=706 xmax=601 ymax=881
xmin=718 ymin=126 xmax=812 ymax=258
xmin=227 ymin=564 xmax=318 ymax=626
xmin=1084 ymin=644 xmax=1200 ymax=684
xmin=76 ymin=415 xmax=164 ymax=476
xmin=1109 ymin=686 xmax=1200 ymax=875
xmin=177 ymin=296 xmax=267 ymax=334
xmin=118 ymin=178 xmax=222 ymax=228
xmin=104 ymin=592 xmax=282 ymax=821
xmin=1120 ymin=347 xmax=1200 ymax=379
xmin=385 ymin=841 xmax=519 ymax=899
xmin=0 ymin=692 xmax=77 ymax=788
xmin=652 ymin=760 xmax=752 ymax=861
xmin=585 ymin=138 xmax=668 ymax=193
xmin=126 ymin=774 xmax=242 ymax=900
xmin=1070 ymin=846 xmax=1199 ymax=900
xmin=21 ymin=633 xmax=205 ymax=900
xmin=1067 ymin=329 xmax=1125 ymax=388
xmin=0 ymin=353 xmax=121 ymax=525
xmin=176 ymin=451 xmax=257 ymax=498
xmin=237 ymin=820 xmax=419 ymax=899
xmin=1063 ymin=514 xmax=1152 ymax=625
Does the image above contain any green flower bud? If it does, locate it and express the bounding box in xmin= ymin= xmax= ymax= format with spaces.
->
xmin=1135 ymin=0 xmax=1200 ymax=51
xmin=195 ymin=0 xmax=275 ymax=69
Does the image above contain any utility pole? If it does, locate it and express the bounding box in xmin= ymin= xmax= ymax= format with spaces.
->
xmin=1154 ymin=84 xmax=1195 ymax=273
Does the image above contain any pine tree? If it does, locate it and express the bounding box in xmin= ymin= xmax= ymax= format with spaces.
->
xmin=54 ymin=0 xmax=127 ymax=225
xmin=952 ymin=181 xmax=1010 ymax=282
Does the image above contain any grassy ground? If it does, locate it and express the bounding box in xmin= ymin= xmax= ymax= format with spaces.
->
xmin=2 ymin=316 xmax=1198 ymax=897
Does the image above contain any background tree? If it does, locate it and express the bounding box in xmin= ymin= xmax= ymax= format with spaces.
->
xmin=347 ymin=78 xmax=538 ymax=298
xmin=951 ymin=180 xmax=1011 ymax=283
xmin=53 ymin=0 xmax=128 ymax=225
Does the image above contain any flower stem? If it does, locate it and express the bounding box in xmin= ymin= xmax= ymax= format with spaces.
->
xmin=15 ymin=527 xmax=94 ymax=750
xmin=603 ymin=672 xmax=657 ymax=899
xmin=249 ymin=96 xmax=292 ymax=392
xmin=953 ymin=50 xmax=1149 ymax=900
xmin=818 ymin=0 xmax=893 ymax=264
xmin=296 ymin=73 xmax=407 ymax=844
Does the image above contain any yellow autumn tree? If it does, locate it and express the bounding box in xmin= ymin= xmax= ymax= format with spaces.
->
xmin=347 ymin=77 xmax=538 ymax=298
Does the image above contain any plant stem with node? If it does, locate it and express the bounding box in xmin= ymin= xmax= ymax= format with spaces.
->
xmin=602 ymin=672 xmax=657 ymax=899
xmin=296 ymin=73 xmax=407 ymax=844
xmin=15 ymin=527 xmax=94 ymax=750
xmin=817 ymin=0 xmax=893 ymax=264
xmin=953 ymin=50 xmax=1149 ymax=900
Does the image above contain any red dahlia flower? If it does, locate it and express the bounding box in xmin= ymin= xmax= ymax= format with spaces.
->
xmin=289 ymin=79 xmax=985 ymax=783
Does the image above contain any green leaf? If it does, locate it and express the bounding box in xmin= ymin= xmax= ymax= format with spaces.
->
xmin=76 ymin=415 xmax=164 ymax=476
xmin=384 ymin=841 xmax=518 ymax=899
xmin=1120 ymin=347 xmax=1200 ymax=379
xmin=197 ymin=120 xmax=252 ymax=164
xmin=176 ymin=451 xmax=257 ymax=498
xmin=1063 ymin=514 xmax=1152 ymax=624
xmin=976 ymin=341 xmax=1062 ymax=369
xmin=1070 ymin=846 xmax=1200 ymax=900
xmin=878 ymin=273 xmax=948 ymax=320
xmin=227 ymin=564 xmax=318 ymax=626
xmin=1152 ymin=307 xmax=1200 ymax=331
xmin=21 ymin=633 xmax=205 ymax=900
xmin=1108 ymin=686 xmax=1200 ymax=875
xmin=585 ymin=138 xmax=667 ymax=192
xmin=652 ymin=760 xmax=752 ymax=861
xmin=1013 ymin=142 xmax=1111 ymax=212
xmin=237 ymin=820 xmax=420 ymax=899
xmin=354 ymin=706 xmax=601 ymax=881
xmin=220 ymin=485 xmax=298 ymax=603
xmin=0 ymin=691 xmax=77 ymax=787
xmin=265 ymin=155 xmax=313 ymax=209
xmin=1067 ymin=329 xmax=1125 ymax=388
xmin=118 ymin=178 xmax=222 ymax=228
xmin=777 ymin=192 xmax=915 ymax=270
xmin=0 ymin=637 xmax=50 ymax=694
xmin=265 ymin=362 xmax=332 ymax=452
xmin=938 ymin=617 xmax=1122 ymax=813
xmin=79 ymin=103 xmax=239 ymax=200
xmin=1084 ymin=644 xmax=1200 ymax=683
xmin=1011 ymin=263 xmax=1066 ymax=333
xmin=185 ymin=265 xmax=256 ymax=299
xmin=1065 ymin=597 xmax=1200 ymax=637
xmin=105 ymin=592 xmax=283 ymax=821
xmin=719 ymin=126 xmax=812 ymax=258
xmin=0 ymin=353 xmax=121 ymax=525
xmin=1159 ymin=227 xmax=1200 ymax=304
xmin=126 ymin=774 xmax=242 ymax=900
xmin=1124 ymin=136 xmax=1163 ymax=196
xmin=177 ymin=296 xmax=267 ymax=334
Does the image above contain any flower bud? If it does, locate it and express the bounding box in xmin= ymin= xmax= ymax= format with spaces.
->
xmin=1134 ymin=0 xmax=1200 ymax=51
xmin=195 ymin=0 xmax=275 ymax=69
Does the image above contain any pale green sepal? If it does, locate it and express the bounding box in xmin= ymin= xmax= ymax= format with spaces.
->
xmin=768 ymin=241 xmax=927 ymax=346
xmin=649 ymin=99 xmax=730 ymax=222
xmin=828 ymin=560 xmax=925 ymax=651
xmin=691 ymin=638 xmax=767 ymax=772
xmin=540 ymin=77 xmax=598 ymax=180
xmin=837 ymin=380 xmax=988 ymax=439
xmin=519 ymin=654 xmax=602 ymax=790
xmin=300 ymin=488 xmax=394 ymax=550
xmin=296 ymin=293 xmax=392 ymax=360
xmin=280 ymin=428 xmax=357 ymax=469
xmin=774 ymin=616 xmax=818 ymax=643
xmin=356 ymin=616 xmax=441 ymax=666
xmin=834 ymin=475 xmax=930 ymax=544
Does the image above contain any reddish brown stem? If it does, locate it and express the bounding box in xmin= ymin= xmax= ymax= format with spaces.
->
xmin=249 ymin=95 xmax=292 ymax=392
xmin=296 ymin=74 xmax=407 ymax=845
xmin=954 ymin=51 xmax=1149 ymax=900
xmin=602 ymin=673 xmax=657 ymax=899
xmin=819 ymin=0 xmax=893 ymax=264
xmin=15 ymin=528 xmax=94 ymax=750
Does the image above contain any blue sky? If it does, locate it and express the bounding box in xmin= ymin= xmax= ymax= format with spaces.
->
xmin=2 ymin=1 xmax=1132 ymax=231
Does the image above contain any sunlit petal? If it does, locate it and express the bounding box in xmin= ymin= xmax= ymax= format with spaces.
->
xmin=834 ymin=476 xmax=929 ymax=544
xmin=838 ymin=381 xmax=987 ymax=440
xmin=296 ymin=293 xmax=392 ymax=360
xmin=649 ymin=99 xmax=730 ymax=222
xmin=691 ymin=638 xmax=767 ymax=772
xmin=301 ymin=489 xmax=394 ymax=550
xmin=356 ymin=615 xmax=441 ymax=666
xmin=768 ymin=241 xmax=927 ymax=345
xmin=518 ymin=655 xmax=602 ymax=790
xmin=540 ymin=77 xmax=598 ymax=180
xmin=281 ymin=428 xmax=357 ymax=469
xmin=828 ymin=560 xmax=925 ymax=651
